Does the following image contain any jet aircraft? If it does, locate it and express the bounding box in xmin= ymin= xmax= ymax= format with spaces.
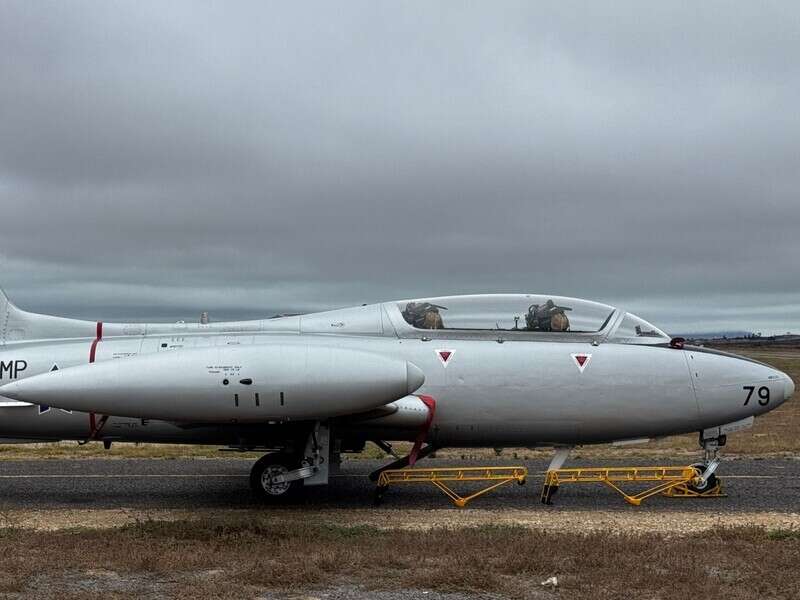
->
xmin=0 ymin=288 xmax=793 ymax=500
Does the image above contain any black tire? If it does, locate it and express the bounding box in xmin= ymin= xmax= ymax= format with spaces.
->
xmin=250 ymin=452 xmax=305 ymax=502
xmin=687 ymin=462 xmax=718 ymax=494
xmin=373 ymin=485 xmax=387 ymax=506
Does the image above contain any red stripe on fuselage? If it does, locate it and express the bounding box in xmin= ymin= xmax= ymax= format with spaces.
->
xmin=87 ymin=322 xmax=106 ymax=440
xmin=408 ymin=394 xmax=437 ymax=466
xmin=89 ymin=322 xmax=103 ymax=363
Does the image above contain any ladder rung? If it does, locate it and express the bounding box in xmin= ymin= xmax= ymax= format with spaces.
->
xmin=375 ymin=465 xmax=528 ymax=507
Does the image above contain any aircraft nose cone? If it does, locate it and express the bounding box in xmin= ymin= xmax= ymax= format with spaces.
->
xmin=406 ymin=361 xmax=426 ymax=394
xmin=785 ymin=374 xmax=796 ymax=401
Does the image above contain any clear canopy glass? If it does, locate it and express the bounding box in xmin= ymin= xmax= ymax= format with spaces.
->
xmin=608 ymin=312 xmax=670 ymax=344
xmin=396 ymin=295 xmax=616 ymax=334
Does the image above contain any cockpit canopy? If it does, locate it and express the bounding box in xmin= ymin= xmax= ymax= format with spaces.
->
xmin=398 ymin=295 xmax=614 ymax=333
xmin=607 ymin=311 xmax=669 ymax=344
xmin=394 ymin=294 xmax=668 ymax=344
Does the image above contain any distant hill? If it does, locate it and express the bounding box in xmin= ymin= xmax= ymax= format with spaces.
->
xmin=678 ymin=332 xmax=800 ymax=348
xmin=672 ymin=331 xmax=754 ymax=340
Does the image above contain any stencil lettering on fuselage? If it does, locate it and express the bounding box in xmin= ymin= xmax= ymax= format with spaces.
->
xmin=206 ymin=364 xmax=242 ymax=376
xmin=0 ymin=359 xmax=27 ymax=380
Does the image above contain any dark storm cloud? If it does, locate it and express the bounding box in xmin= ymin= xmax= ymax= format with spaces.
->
xmin=1 ymin=1 xmax=798 ymax=333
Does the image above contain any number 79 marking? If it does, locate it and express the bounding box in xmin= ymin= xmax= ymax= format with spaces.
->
xmin=743 ymin=385 xmax=770 ymax=406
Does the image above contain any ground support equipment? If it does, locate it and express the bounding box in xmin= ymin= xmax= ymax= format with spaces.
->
xmin=540 ymin=465 xmax=725 ymax=506
xmin=662 ymin=479 xmax=725 ymax=499
xmin=375 ymin=466 xmax=527 ymax=507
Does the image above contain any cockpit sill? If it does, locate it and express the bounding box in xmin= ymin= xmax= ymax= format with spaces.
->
xmin=390 ymin=316 xmax=653 ymax=345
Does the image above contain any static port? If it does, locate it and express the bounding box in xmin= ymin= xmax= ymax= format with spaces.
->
xmin=222 ymin=379 xmax=229 ymax=385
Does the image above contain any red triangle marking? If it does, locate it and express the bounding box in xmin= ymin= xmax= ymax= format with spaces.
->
xmin=439 ymin=351 xmax=452 ymax=363
xmin=575 ymin=355 xmax=588 ymax=367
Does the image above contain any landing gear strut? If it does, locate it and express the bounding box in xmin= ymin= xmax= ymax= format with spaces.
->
xmin=689 ymin=431 xmax=726 ymax=494
xmin=541 ymin=446 xmax=572 ymax=505
xmin=249 ymin=421 xmax=332 ymax=502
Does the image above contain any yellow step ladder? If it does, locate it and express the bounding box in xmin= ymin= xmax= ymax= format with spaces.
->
xmin=541 ymin=465 xmax=724 ymax=506
xmin=376 ymin=466 xmax=527 ymax=507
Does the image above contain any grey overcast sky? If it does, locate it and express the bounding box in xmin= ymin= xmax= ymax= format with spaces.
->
xmin=1 ymin=1 xmax=798 ymax=334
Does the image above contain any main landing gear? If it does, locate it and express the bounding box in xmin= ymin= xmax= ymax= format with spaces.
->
xmin=249 ymin=452 xmax=309 ymax=501
xmin=249 ymin=422 xmax=333 ymax=502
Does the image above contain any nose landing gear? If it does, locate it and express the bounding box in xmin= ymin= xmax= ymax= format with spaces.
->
xmin=540 ymin=436 xmax=726 ymax=505
xmin=684 ymin=462 xmax=720 ymax=495
xmin=666 ymin=432 xmax=726 ymax=498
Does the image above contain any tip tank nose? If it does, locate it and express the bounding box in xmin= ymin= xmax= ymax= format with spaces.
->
xmin=0 ymin=374 xmax=64 ymax=405
xmin=0 ymin=382 xmax=21 ymax=400
xmin=406 ymin=361 xmax=425 ymax=394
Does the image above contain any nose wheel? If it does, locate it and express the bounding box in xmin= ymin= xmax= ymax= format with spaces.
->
xmin=687 ymin=432 xmax=726 ymax=495
xmin=687 ymin=462 xmax=720 ymax=494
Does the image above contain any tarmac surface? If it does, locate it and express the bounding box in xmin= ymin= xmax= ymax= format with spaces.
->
xmin=1 ymin=456 xmax=799 ymax=513
xmin=3 ymin=457 xmax=799 ymax=600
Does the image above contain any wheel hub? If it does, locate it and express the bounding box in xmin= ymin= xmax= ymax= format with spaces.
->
xmin=261 ymin=464 xmax=291 ymax=495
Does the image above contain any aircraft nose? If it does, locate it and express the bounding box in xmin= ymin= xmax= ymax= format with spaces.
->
xmin=765 ymin=366 xmax=794 ymax=405
xmin=785 ymin=373 xmax=796 ymax=401
xmin=687 ymin=348 xmax=792 ymax=426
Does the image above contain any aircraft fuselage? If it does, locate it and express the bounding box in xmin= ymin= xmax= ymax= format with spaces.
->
xmin=0 ymin=324 xmax=792 ymax=447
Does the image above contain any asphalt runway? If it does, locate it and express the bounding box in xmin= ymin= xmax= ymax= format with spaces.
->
xmin=1 ymin=457 xmax=799 ymax=513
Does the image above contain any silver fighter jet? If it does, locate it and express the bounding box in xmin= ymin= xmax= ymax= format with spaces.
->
xmin=0 ymin=288 xmax=793 ymax=500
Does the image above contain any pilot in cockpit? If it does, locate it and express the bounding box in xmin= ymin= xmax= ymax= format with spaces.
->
xmin=525 ymin=299 xmax=571 ymax=332
xmin=402 ymin=302 xmax=446 ymax=329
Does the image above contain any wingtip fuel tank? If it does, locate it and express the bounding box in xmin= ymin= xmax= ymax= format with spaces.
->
xmin=0 ymin=344 xmax=426 ymax=423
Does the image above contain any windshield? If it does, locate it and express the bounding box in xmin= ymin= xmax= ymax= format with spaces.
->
xmin=397 ymin=295 xmax=615 ymax=333
xmin=609 ymin=312 xmax=669 ymax=345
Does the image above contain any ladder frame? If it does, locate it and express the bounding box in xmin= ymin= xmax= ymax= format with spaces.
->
xmin=541 ymin=465 xmax=725 ymax=506
xmin=376 ymin=466 xmax=528 ymax=507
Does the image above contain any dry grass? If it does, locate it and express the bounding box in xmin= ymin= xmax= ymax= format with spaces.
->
xmin=0 ymin=518 xmax=798 ymax=599
xmin=0 ymin=346 xmax=797 ymax=461
xmin=0 ymin=442 xmax=257 ymax=460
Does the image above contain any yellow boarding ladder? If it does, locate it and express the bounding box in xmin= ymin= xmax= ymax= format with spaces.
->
xmin=376 ymin=466 xmax=527 ymax=507
xmin=541 ymin=465 xmax=724 ymax=506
